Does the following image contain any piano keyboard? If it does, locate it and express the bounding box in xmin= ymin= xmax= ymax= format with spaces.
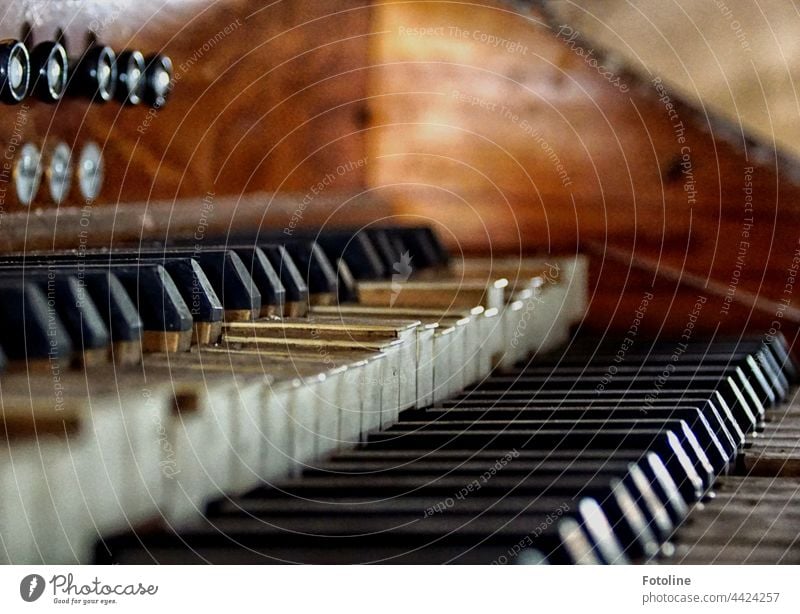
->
xmin=96 ymin=336 xmax=797 ymax=564
xmin=0 ymin=227 xmax=586 ymax=563
xmin=0 ymin=224 xmax=796 ymax=564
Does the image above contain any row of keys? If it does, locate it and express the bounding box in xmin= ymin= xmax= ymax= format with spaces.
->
xmin=0 ymin=39 xmax=171 ymax=105
xmin=94 ymin=335 xmax=796 ymax=563
xmin=0 ymin=226 xmax=464 ymax=366
xmin=0 ymin=226 xmax=584 ymax=562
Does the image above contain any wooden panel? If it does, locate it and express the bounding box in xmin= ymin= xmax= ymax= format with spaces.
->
xmin=672 ymin=477 xmax=800 ymax=564
xmin=542 ymin=0 xmax=800 ymax=165
xmin=367 ymin=0 xmax=702 ymax=251
xmin=0 ymin=0 xmax=372 ymax=213
xmin=367 ymin=0 xmax=800 ymax=342
xmin=0 ymin=191 xmax=393 ymax=252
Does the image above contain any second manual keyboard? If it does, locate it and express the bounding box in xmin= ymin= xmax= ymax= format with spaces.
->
xmin=95 ymin=335 xmax=798 ymax=564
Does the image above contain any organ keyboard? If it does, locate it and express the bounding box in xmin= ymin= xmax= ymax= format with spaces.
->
xmin=0 ymin=224 xmax=797 ymax=564
xmin=0 ymin=226 xmax=587 ymax=563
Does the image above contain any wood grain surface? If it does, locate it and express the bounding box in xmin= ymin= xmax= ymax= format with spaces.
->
xmin=366 ymin=0 xmax=800 ymax=346
xmin=0 ymin=0 xmax=372 ymax=209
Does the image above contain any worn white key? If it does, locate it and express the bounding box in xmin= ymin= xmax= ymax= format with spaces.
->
xmin=0 ymin=380 xmax=169 ymax=562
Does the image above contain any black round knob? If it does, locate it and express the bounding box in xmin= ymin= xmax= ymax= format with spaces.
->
xmin=70 ymin=45 xmax=117 ymax=102
xmin=0 ymin=40 xmax=29 ymax=104
xmin=115 ymin=50 xmax=145 ymax=105
xmin=144 ymin=53 xmax=172 ymax=107
xmin=30 ymin=41 xmax=69 ymax=102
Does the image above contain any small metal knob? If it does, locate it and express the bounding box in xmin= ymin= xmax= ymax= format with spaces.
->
xmin=14 ymin=143 xmax=43 ymax=206
xmin=144 ymin=53 xmax=172 ymax=107
xmin=115 ymin=50 xmax=145 ymax=105
xmin=46 ymin=142 xmax=72 ymax=205
xmin=77 ymin=141 xmax=104 ymax=202
xmin=0 ymin=40 xmax=29 ymax=104
xmin=30 ymin=41 xmax=69 ymax=102
xmin=70 ymin=45 xmax=117 ymax=102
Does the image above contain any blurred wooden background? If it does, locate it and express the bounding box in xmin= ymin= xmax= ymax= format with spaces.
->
xmin=0 ymin=0 xmax=798 ymax=345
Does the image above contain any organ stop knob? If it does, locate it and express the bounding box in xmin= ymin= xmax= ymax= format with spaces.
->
xmin=30 ymin=41 xmax=68 ymax=102
xmin=70 ymin=44 xmax=117 ymax=102
xmin=115 ymin=50 xmax=145 ymax=105
xmin=144 ymin=53 xmax=172 ymax=107
xmin=0 ymin=40 xmax=29 ymax=104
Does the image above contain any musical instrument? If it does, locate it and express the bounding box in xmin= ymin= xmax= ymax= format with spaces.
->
xmin=0 ymin=0 xmax=798 ymax=565
xmin=93 ymin=328 xmax=799 ymax=564
xmin=0 ymin=226 xmax=586 ymax=562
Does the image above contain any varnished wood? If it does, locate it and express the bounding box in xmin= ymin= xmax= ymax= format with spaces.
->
xmin=744 ymin=400 xmax=800 ymax=478
xmin=671 ymin=477 xmax=800 ymax=564
xmin=367 ymin=0 xmax=800 ymax=350
xmin=0 ymin=191 xmax=393 ymax=252
xmin=111 ymin=341 xmax=143 ymax=365
xmin=0 ymin=0 xmax=372 ymax=210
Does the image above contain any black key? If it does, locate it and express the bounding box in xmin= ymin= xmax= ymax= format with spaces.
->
xmin=365 ymin=428 xmax=705 ymax=502
xmin=457 ymin=388 xmax=759 ymax=434
xmin=530 ymin=350 xmax=787 ymax=401
xmin=516 ymin=363 xmax=779 ymax=407
xmin=322 ymin=449 xmax=688 ymax=526
xmin=124 ymin=249 xmax=257 ymax=319
xmin=0 ymin=266 xmax=143 ymax=346
xmin=331 ymin=256 xmax=359 ymax=303
xmin=440 ymin=395 xmax=746 ymax=446
xmin=112 ymin=264 xmax=193 ymax=340
xmin=560 ymin=337 xmax=796 ymax=382
xmin=365 ymin=228 xmax=402 ymax=272
xmin=184 ymin=250 xmax=260 ymax=318
xmin=157 ymin=259 xmax=224 ymax=339
xmin=231 ymin=247 xmax=286 ymax=316
xmin=260 ymin=244 xmax=309 ymax=315
xmin=0 ymin=250 xmax=236 ymax=325
xmin=477 ymin=373 xmax=763 ymax=413
xmin=0 ymin=281 xmax=72 ymax=363
xmin=210 ymin=492 xmax=644 ymax=562
xmin=303 ymin=457 xmax=633 ymax=477
xmin=389 ymin=417 xmax=724 ymax=477
xmin=292 ymin=458 xmax=674 ymax=541
xmin=314 ymin=231 xmax=386 ymax=279
xmin=476 ymin=371 xmax=767 ymax=427
xmin=238 ymin=474 xmax=655 ymax=559
xmin=764 ymin=332 xmax=797 ymax=380
xmin=391 ymin=227 xmax=447 ymax=269
xmin=78 ymin=270 xmax=144 ymax=344
xmin=413 ymin=405 xmax=737 ymax=461
xmin=104 ymin=248 xmax=258 ymax=319
xmin=405 ymin=226 xmax=449 ymax=266
xmin=281 ymin=241 xmax=338 ymax=300
xmin=227 ymin=230 xmax=378 ymax=294
xmin=96 ymin=510 xmax=607 ymax=564
xmin=0 ymin=270 xmax=109 ymax=357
